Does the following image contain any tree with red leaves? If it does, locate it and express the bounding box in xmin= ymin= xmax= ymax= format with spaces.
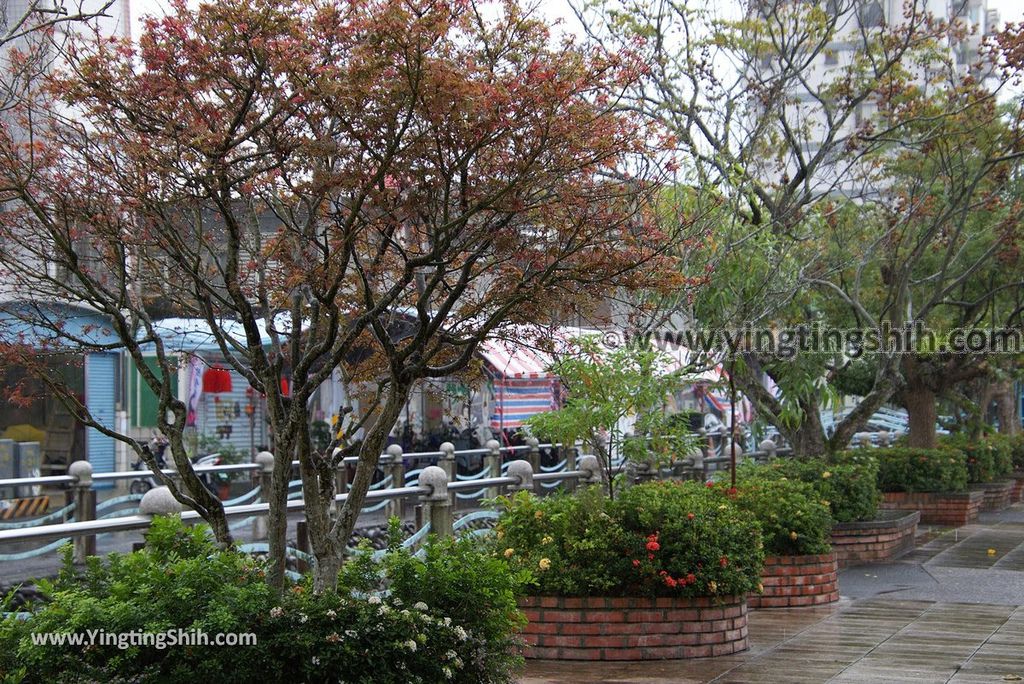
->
xmin=0 ymin=0 xmax=681 ymax=590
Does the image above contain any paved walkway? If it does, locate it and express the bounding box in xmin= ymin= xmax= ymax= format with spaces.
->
xmin=521 ymin=503 xmax=1024 ymax=683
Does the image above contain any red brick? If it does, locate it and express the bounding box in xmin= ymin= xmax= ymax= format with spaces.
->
xmin=543 ymin=610 xmax=583 ymax=623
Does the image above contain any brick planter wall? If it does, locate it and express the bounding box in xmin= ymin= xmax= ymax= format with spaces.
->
xmin=518 ymin=595 xmax=748 ymax=660
xmin=1011 ymin=472 xmax=1024 ymax=504
xmin=747 ymin=553 xmax=839 ymax=608
xmin=879 ymin=490 xmax=982 ymax=527
xmin=830 ymin=510 xmax=919 ymax=568
xmin=972 ymin=480 xmax=1015 ymax=512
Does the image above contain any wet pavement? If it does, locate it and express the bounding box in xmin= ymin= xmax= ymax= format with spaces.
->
xmin=521 ymin=503 xmax=1024 ymax=683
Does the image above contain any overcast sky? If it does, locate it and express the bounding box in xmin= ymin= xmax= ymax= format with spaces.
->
xmin=129 ymin=0 xmax=1024 ymax=39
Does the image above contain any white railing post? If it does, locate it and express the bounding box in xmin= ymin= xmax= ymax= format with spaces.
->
xmin=68 ymin=461 xmax=95 ymax=564
xmin=253 ymin=451 xmax=274 ymax=540
xmin=438 ymin=442 xmax=456 ymax=480
xmin=386 ymin=444 xmax=404 ymax=519
xmin=418 ymin=466 xmax=452 ymax=539
xmin=506 ymin=459 xmax=533 ymax=495
xmin=485 ymin=439 xmax=501 ymax=499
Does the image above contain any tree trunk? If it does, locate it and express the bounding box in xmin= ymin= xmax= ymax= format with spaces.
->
xmin=903 ymin=385 xmax=938 ymax=448
xmin=265 ymin=430 xmax=292 ymax=592
xmin=315 ymin=383 xmax=411 ymax=592
xmin=782 ymin=397 xmax=827 ymax=458
xmin=994 ymin=380 xmax=1020 ymax=436
xmin=827 ymin=361 xmax=898 ymax=453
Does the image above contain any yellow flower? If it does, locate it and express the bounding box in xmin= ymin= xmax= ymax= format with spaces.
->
xmin=822 ymin=471 xmax=832 ymax=479
xmin=790 ymin=531 xmax=799 ymax=540
xmin=708 ymin=581 xmax=717 ymax=593
xmin=503 ymin=548 xmax=515 ymax=558
xmin=821 ymin=500 xmax=830 ymax=507
xmin=541 ymin=536 xmax=553 ymax=545
xmin=534 ymin=510 xmax=544 ymax=520
xmin=757 ymin=582 xmax=764 ymax=593
xmin=717 ymin=504 xmax=728 ymax=511
xmin=539 ymin=558 xmax=552 ymax=571
xmin=496 ymin=529 xmax=504 ymax=540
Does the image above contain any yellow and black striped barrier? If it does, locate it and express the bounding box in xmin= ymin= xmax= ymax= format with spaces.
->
xmin=0 ymin=496 xmax=50 ymax=520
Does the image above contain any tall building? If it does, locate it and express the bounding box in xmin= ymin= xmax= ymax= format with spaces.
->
xmin=745 ymin=0 xmax=1001 ymax=198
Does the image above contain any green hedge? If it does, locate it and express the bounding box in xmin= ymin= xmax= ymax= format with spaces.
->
xmin=719 ymin=477 xmax=833 ymax=556
xmin=493 ymin=483 xmax=764 ymax=598
xmin=1012 ymin=434 xmax=1024 ymax=471
xmin=0 ymin=517 xmax=526 ymax=684
xmin=871 ymin=446 xmax=969 ymax=493
xmin=755 ymin=454 xmax=880 ymax=523
xmin=940 ymin=434 xmax=1014 ymax=483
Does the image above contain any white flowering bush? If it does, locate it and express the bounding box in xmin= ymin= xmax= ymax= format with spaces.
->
xmin=0 ymin=517 xmax=525 ymax=684
xmin=260 ymin=588 xmax=482 ymax=683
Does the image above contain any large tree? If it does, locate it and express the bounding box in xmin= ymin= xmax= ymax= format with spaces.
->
xmin=0 ymin=0 xmax=679 ymax=590
xmin=576 ymin=0 xmax=1024 ymax=454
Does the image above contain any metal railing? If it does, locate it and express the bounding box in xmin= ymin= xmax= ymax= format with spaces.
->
xmin=0 ymin=453 xmax=604 ymax=568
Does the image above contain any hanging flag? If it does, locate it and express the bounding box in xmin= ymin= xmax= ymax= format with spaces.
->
xmin=186 ymin=355 xmax=203 ymax=427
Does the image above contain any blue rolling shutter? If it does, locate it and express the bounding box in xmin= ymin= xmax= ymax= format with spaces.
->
xmin=85 ymin=353 xmax=117 ymax=488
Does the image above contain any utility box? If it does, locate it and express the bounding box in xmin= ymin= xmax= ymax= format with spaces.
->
xmin=0 ymin=439 xmax=15 ymax=495
xmin=16 ymin=442 xmax=42 ymax=496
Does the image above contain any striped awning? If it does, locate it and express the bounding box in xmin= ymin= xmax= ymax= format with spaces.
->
xmin=489 ymin=377 xmax=557 ymax=430
xmin=477 ymin=337 xmax=554 ymax=379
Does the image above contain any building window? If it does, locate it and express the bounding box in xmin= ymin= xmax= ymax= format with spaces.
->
xmin=825 ymin=49 xmax=838 ymax=66
xmin=859 ymin=0 xmax=884 ymax=28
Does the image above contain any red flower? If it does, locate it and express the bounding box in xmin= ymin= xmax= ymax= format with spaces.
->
xmin=664 ymin=576 xmax=678 ymax=588
xmin=719 ymin=556 xmax=729 ymax=568
xmin=705 ymin=481 xmax=714 ymax=488
xmin=686 ymin=573 xmax=696 ymax=584
xmin=646 ymin=540 xmax=660 ymax=552
xmin=659 ymin=570 xmax=668 ymax=576
xmin=648 ymin=553 xmax=654 ymax=561
xmin=632 ymin=559 xmax=640 ymax=568
xmin=687 ymin=512 xmax=695 ymax=520
xmin=726 ymin=487 xmax=738 ymax=497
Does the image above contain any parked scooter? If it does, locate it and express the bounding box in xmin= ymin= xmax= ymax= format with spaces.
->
xmin=129 ymin=435 xmax=169 ymax=495
xmin=129 ymin=438 xmax=229 ymax=496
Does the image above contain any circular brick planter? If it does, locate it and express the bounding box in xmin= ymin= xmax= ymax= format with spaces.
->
xmin=748 ymin=552 xmax=839 ymax=608
xmin=879 ymin=490 xmax=981 ymax=527
xmin=518 ymin=595 xmax=749 ymax=660
xmin=1011 ymin=472 xmax=1024 ymax=504
xmin=972 ymin=480 xmax=1016 ymax=512
xmin=831 ymin=510 xmax=919 ymax=568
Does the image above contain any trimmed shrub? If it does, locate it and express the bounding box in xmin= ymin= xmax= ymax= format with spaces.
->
xmin=941 ymin=434 xmax=1014 ymax=483
xmin=758 ymin=454 xmax=881 ymax=523
xmin=1011 ymin=434 xmax=1024 ymax=471
xmin=871 ymin=446 xmax=969 ymax=493
xmin=493 ymin=483 xmax=764 ymax=598
xmin=718 ymin=477 xmax=833 ymax=556
xmin=0 ymin=517 xmax=525 ymax=684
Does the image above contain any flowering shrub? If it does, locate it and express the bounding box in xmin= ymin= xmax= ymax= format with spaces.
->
xmin=871 ymin=447 xmax=969 ymax=493
xmin=717 ymin=476 xmax=833 ymax=556
xmin=757 ymin=455 xmax=880 ymax=523
xmin=940 ymin=434 xmax=1015 ymax=483
xmin=1011 ymin=434 xmax=1024 ymax=470
xmin=492 ymin=483 xmax=763 ymax=598
xmin=0 ymin=517 xmax=524 ymax=684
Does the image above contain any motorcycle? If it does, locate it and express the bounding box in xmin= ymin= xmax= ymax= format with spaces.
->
xmin=129 ymin=436 xmax=169 ymax=495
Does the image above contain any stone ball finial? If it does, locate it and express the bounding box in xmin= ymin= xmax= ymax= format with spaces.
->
xmin=525 ymin=436 xmax=540 ymax=450
xmin=139 ymin=486 xmax=185 ymax=516
xmin=485 ymin=439 xmax=501 ymax=455
xmin=67 ymin=460 xmax=93 ymax=486
xmin=254 ymin=451 xmax=275 ymax=473
xmin=577 ymin=455 xmax=602 ymax=484
xmin=385 ymin=444 xmax=403 ymax=462
xmin=506 ymin=459 xmax=534 ymax=490
xmin=417 ymin=465 xmax=449 ymax=501
xmin=439 ymin=442 xmax=455 ymax=459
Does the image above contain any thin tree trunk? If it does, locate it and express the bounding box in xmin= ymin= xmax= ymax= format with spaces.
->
xmin=904 ymin=385 xmax=938 ymax=448
xmin=320 ymin=383 xmax=411 ymax=591
xmin=265 ymin=429 xmax=292 ymax=592
xmin=994 ymin=380 xmax=1019 ymax=436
